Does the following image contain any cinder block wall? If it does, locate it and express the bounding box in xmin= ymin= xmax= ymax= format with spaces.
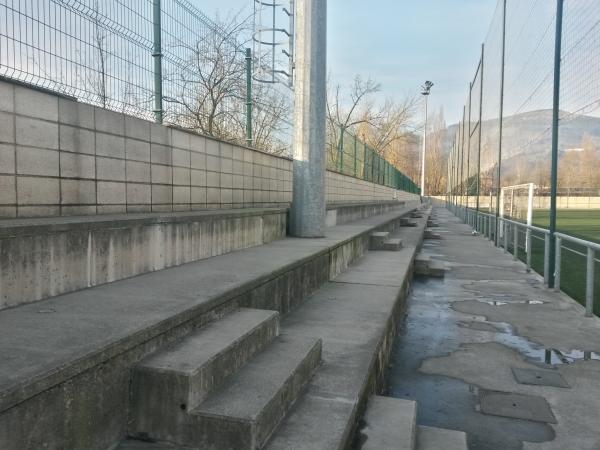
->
xmin=0 ymin=80 xmax=417 ymax=219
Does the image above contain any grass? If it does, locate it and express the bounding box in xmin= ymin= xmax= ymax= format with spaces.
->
xmin=509 ymin=209 xmax=600 ymax=315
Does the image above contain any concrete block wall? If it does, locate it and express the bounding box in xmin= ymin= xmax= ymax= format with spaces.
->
xmin=0 ymin=80 xmax=292 ymax=218
xmin=325 ymin=171 xmax=418 ymax=204
xmin=0 ymin=80 xmax=418 ymax=219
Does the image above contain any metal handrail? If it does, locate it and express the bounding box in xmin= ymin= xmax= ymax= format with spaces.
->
xmin=448 ymin=203 xmax=597 ymax=318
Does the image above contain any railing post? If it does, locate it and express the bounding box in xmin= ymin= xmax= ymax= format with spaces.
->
xmin=338 ymin=126 xmax=344 ymax=172
xmin=586 ymin=248 xmax=595 ymax=317
xmin=353 ymin=135 xmax=357 ymax=177
xmin=503 ymin=221 xmax=508 ymax=253
xmin=555 ymin=236 xmax=562 ymax=292
xmin=245 ymin=48 xmax=253 ymax=146
xmin=152 ymin=0 xmax=163 ymax=124
xmin=544 ymin=233 xmax=550 ymax=285
xmin=513 ymin=224 xmax=519 ymax=261
xmin=526 ymin=228 xmax=532 ymax=272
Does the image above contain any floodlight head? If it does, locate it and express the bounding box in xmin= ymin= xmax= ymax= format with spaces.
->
xmin=421 ymin=80 xmax=434 ymax=96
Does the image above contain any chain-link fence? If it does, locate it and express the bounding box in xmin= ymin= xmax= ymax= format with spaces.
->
xmin=328 ymin=125 xmax=420 ymax=194
xmin=448 ymin=0 xmax=600 ymax=312
xmin=0 ymin=0 xmax=293 ymax=154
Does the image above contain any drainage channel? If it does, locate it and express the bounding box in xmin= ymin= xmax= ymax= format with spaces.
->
xmin=384 ymin=274 xmax=555 ymax=450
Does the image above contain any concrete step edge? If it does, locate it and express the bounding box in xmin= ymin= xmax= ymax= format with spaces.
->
xmin=417 ymin=425 xmax=468 ymax=450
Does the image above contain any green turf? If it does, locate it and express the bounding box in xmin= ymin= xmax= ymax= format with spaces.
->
xmin=511 ymin=209 xmax=600 ymax=315
xmin=532 ymin=209 xmax=600 ymax=243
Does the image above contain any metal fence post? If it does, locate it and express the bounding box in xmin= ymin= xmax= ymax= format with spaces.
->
xmin=338 ymin=126 xmax=344 ymax=172
xmin=548 ymin=0 xmax=564 ymax=288
xmin=513 ymin=224 xmax=519 ymax=260
xmin=503 ymin=221 xmax=508 ymax=253
xmin=353 ymin=135 xmax=357 ymax=177
xmin=494 ymin=0 xmax=507 ymax=247
xmin=245 ymin=48 xmax=253 ymax=146
xmin=526 ymin=228 xmax=532 ymax=272
xmin=586 ymin=248 xmax=595 ymax=317
xmin=152 ymin=0 xmax=163 ymax=124
xmin=544 ymin=233 xmax=550 ymax=285
xmin=555 ymin=236 xmax=562 ymax=292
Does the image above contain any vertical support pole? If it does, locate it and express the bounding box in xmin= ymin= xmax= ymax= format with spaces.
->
xmin=555 ymin=236 xmax=562 ymax=292
xmin=338 ymin=126 xmax=344 ymax=172
xmin=421 ymin=94 xmax=428 ymax=196
xmin=477 ymin=44 xmax=484 ymax=213
xmin=245 ymin=48 xmax=253 ymax=146
xmin=526 ymin=228 xmax=532 ymax=272
xmin=586 ymin=248 xmax=595 ymax=317
xmin=353 ymin=134 xmax=357 ymax=177
xmin=363 ymin=141 xmax=367 ymax=179
xmin=466 ymin=82 xmax=472 ymax=211
xmin=152 ymin=0 xmax=163 ymax=124
xmin=544 ymin=233 xmax=550 ymax=285
xmin=548 ymin=0 xmax=564 ymax=288
xmin=495 ymin=0 xmax=507 ymax=246
xmin=290 ymin=0 xmax=327 ymax=237
xmin=513 ymin=224 xmax=519 ymax=260
xmin=503 ymin=221 xmax=508 ymax=253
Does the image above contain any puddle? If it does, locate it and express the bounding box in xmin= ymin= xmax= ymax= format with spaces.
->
xmin=477 ymin=321 xmax=600 ymax=365
xmin=480 ymin=300 xmax=545 ymax=306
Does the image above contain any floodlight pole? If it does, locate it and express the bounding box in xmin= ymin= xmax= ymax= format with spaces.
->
xmin=290 ymin=0 xmax=327 ymax=237
xmin=420 ymin=81 xmax=433 ymax=197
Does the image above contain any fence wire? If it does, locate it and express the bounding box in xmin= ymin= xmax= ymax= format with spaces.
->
xmin=448 ymin=0 xmax=600 ymax=312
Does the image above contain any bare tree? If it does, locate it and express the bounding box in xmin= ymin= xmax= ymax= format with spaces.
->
xmin=424 ymin=108 xmax=448 ymax=195
xmin=326 ymin=75 xmax=380 ymax=166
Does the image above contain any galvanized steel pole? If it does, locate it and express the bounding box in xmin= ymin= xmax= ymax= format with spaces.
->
xmin=494 ymin=0 xmax=507 ymax=245
xmin=420 ymin=94 xmax=428 ymax=196
xmin=245 ymin=48 xmax=253 ymax=146
xmin=290 ymin=0 xmax=327 ymax=237
xmin=548 ymin=0 xmax=564 ymax=288
xmin=152 ymin=0 xmax=163 ymax=124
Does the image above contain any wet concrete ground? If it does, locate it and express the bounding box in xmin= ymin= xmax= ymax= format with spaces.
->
xmin=386 ymin=206 xmax=600 ymax=450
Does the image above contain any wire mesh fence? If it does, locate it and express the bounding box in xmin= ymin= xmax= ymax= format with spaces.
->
xmin=327 ymin=126 xmax=420 ymax=194
xmin=0 ymin=0 xmax=413 ymax=192
xmin=448 ymin=0 xmax=600 ymax=313
xmin=0 ymin=0 xmax=293 ymax=154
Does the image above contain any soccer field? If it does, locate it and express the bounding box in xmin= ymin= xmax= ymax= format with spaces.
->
xmin=532 ymin=209 xmax=600 ymax=243
xmin=524 ymin=209 xmax=600 ymax=315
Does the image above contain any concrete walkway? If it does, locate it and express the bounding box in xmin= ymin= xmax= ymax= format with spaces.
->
xmin=387 ymin=206 xmax=600 ymax=450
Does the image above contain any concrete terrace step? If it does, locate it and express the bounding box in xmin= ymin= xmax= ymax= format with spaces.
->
xmin=266 ymin=218 xmax=428 ymax=450
xmin=369 ymin=231 xmax=390 ymax=250
xmin=400 ymin=218 xmax=418 ymax=227
xmin=187 ymin=335 xmax=321 ymax=450
xmin=0 ymin=204 xmax=423 ymax=450
xmin=382 ymin=238 xmax=403 ymax=251
xmin=360 ymin=396 xmax=417 ymax=450
xmin=417 ymin=425 xmax=468 ymax=450
xmin=130 ymin=308 xmax=280 ymax=442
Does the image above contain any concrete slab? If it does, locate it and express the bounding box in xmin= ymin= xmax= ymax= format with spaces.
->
xmin=479 ymin=390 xmax=557 ymax=424
xmin=129 ymin=308 xmax=280 ymax=440
xmin=511 ymin=368 xmax=570 ymax=389
xmin=360 ymin=396 xmax=417 ymax=450
xmin=267 ymin=216 xmax=426 ymax=450
xmin=417 ymin=425 xmax=467 ymax=450
xmin=382 ymin=238 xmax=403 ymax=251
xmin=387 ymin=205 xmax=600 ymax=449
xmin=0 ymin=205 xmax=418 ymax=416
xmin=188 ymin=335 xmax=321 ymax=450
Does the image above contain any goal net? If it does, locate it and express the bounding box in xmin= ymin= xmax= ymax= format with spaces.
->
xmin=500 ymin=183 xmax=535 ymax=224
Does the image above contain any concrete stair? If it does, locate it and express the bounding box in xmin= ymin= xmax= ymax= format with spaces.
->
xmin=370 ymin=232 xmax=403 ymax=251
xmin=417 ymin=425 xmax=468 ymax=450
xmin=130 ymin=308 xmax=280 ymax=441
xmin=129 ymin=308 xmax=321 ymax=449
xmin=415 ymin=255 xmax=446 ymax=278
xmin=424 ymin=229 xmax=442 ymax=239
xmin=361 ymin=395 xmax=467 ymax=450
xmin=369 ymin=231 xmax=390 ymax=250
xmin=400 ymin=218 xmax=418 ymax=227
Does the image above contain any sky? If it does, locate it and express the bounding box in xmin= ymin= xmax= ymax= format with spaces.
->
xmin=198 ymin=0 xmax=499 ymax=125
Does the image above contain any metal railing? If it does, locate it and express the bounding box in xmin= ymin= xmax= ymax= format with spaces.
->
xmin=449 ymin=202 xmax=597 ymax=317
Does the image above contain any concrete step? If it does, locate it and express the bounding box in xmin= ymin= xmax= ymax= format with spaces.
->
xmin=369 ymin=231 xmax=390 ymax=250
xmin=424 ymin=229 xmax=442 ymax=239
xmin=427 ymin=220 xmax=439 ymax=227
xmin=382 ymin=238 xmax=403 ymax=251
xmin=188 ymin=335 xmax=321 ymax=450
xmin=417 ymin=425 xmax=468 ymax=450
xmin=360 ymin=396 xmax=417 ymax=450
xmin=428 ymin=260 xmax=447 ymax=278
xmin=410 ymin=212 xmax=423 ymax=218
xmin=400 ymin=218 xmax=418 ymax=227
xmin=129 ymin=308 xmax=280 ymax=442
xmin=415 ymin=254 xmax=431 ymax=274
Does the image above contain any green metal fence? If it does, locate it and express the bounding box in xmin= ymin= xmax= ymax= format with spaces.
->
xmin=328 ymin=126 xmax=420 ymax=195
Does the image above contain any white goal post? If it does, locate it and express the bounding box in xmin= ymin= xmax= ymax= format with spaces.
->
xmin=499 ymin=183 xmax=535 ymax=240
